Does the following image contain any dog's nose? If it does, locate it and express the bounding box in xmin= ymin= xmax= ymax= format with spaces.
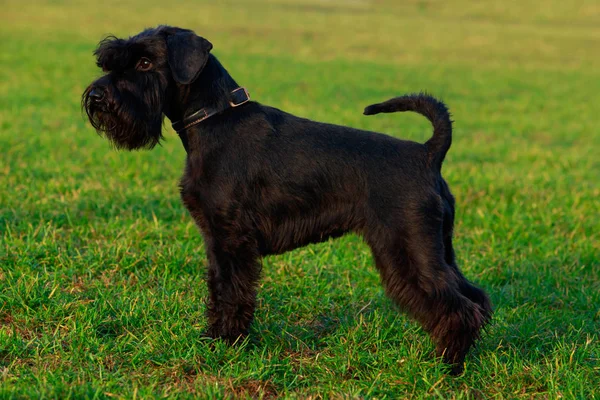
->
xmin=89 ymin=87 xmax=105 ymax=102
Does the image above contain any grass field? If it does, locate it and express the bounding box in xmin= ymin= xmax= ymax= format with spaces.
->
xmin=1 ymin=0 xmax=599 ymax=398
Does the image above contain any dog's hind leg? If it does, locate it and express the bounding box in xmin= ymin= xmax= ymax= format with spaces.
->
xmin=440 ymin=185 xmax=492 ymax=320
xmin=366 ymin=197 xmax=487 ymax=373
xmin=204 ymin=240 xmax=261 ymax=344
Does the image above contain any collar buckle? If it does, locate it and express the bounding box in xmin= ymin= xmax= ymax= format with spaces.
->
xmin=229 ymin=87 xmax=250 ymax=107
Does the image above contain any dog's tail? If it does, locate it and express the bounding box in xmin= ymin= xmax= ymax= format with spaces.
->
xmin=363 ymin=93 xmax=452 ymax=169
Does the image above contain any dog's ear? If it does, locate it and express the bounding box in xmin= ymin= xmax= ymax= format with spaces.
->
xmin=166 ymin=31 xmax=213 ymax=84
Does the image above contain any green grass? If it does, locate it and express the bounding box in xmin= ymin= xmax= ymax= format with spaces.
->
xmin=1 ymin=0 xmax=599 ymax=398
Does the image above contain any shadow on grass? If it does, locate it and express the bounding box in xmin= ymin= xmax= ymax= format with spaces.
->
xmin=473 ymin=264 xmax=598 ymax=368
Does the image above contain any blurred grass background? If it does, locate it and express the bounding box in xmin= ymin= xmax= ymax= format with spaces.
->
xmin=1 ymin=0 xmax=599 ymax=398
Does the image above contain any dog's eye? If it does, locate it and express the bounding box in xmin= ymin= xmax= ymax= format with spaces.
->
xmin=136 ymin=58 xmax=153 ymax=71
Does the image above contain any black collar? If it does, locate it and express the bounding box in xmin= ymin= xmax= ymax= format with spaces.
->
xmin=171 ymin=87 xmax=250 ymax=134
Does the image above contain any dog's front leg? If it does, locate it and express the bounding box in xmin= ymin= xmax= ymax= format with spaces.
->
xmin=204 ymin=242 xmax=261 ymax=344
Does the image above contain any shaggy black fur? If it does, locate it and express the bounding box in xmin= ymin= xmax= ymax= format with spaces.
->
xmin=83 ymin=25 xmax=492 ymax=374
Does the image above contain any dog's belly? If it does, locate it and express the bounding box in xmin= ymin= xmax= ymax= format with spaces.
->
xmin=247 ymin=160 xmax=368 ymax=255
xmin=255 ymin=204 xmax=361 ymax=255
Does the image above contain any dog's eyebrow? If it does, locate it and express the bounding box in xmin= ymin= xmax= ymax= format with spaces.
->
xmin=96 ymin=61 xmax=111 ymax=72
xmin=94 ymin=36 xmax=132 ymax=72
xmin=95 ymin=39 xmax=157 ymax=73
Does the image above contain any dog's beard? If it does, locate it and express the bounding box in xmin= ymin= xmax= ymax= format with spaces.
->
xmin=82 ymin=86 xmax=164 ymax=151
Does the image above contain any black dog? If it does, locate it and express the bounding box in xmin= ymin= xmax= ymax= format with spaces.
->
xmin=83 ymin=25 xmax=492 ymax=373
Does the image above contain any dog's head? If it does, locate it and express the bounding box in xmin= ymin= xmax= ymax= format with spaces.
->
xmin=82 ymin=26 xmax=213 ymax=150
